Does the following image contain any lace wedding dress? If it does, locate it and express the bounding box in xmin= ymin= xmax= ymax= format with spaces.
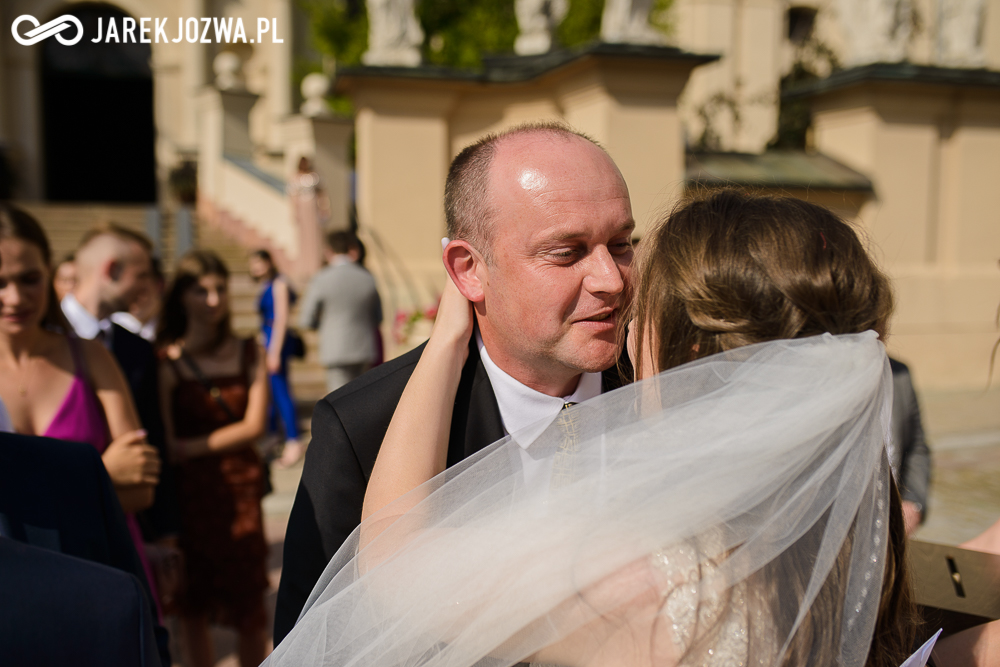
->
xmin=267 ymin=332 xmax=908 ymax=667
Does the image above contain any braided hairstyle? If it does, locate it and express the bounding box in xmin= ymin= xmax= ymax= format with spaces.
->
xmin=630 ymin=189 xmax=894 ymax=376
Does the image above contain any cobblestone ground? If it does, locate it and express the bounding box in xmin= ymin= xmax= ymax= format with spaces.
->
xmin=914 ymin=433 xmax=1000 ymax=546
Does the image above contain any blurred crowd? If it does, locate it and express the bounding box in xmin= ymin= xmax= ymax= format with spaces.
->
xmin=0 ymin=202 xmax=381 ymax=666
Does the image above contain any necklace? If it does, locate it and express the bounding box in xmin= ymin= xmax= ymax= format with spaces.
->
xmin=17 ymin=359 xmax=32 ymax=396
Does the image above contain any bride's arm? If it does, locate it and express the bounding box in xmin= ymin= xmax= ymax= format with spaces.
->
xmin=361 ymin=278 xmax=473 ymax=526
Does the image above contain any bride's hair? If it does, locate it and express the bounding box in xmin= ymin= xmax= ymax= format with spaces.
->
xmin=629 ymin=190 xmax=917 ymax=667
xmin=630 ymin=189 xmax=894 ymax=376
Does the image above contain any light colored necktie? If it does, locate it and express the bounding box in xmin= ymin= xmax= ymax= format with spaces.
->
xmin=551 ymin=402 xmax=579 ymax=485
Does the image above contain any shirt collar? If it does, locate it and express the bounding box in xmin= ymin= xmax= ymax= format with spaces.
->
xmin=61 ymin=294 xmax=111 ymax=340
xmin=477 ymin=331 xmax=603 ymax=448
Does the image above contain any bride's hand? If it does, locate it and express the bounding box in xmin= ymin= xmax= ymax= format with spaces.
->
xmin=427 ymin=276 xmax=473 ymax=363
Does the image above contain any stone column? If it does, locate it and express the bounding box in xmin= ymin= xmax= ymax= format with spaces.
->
xmin=558 ymin=59 xmax=694 ymax=234
xmin=266 ymin=0 xmax=294 ymax=150
xmin=353 ymin=87 xmax=455 ymax=276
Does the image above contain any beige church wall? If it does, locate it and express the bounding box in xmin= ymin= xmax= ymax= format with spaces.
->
xmin=566 ymin=70 xmax=687 ymax=232
xmin=812 ymin=103 xmax=879 ymax=174
xmin=671 ymin=0 xmax=783 ymax=152
xmin=866 ymin=119 xmax=938 ymax=264
xmin=988 ymin=0 xmax=1000 ymax=68
xmin=811 ymin=83 xmax=1000 ymax=406
xmin=449 ymin=92 xmax=563 ymax=156
xmin=353 ymin=86 xmax=455 ymax=300
xmin=947 ymin=118 xmax=1000 ymax=264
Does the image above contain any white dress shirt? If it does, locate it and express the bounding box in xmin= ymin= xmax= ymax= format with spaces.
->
xmin=478 ymin=333 xmax=603 ymax=486
xmin=109 ymin=311 xmax=157 ymax=342
xmin=61 ymin=294 xmax=111 ymax=341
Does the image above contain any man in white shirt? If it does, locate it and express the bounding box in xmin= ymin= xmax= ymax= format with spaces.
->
xmin=276 ymin=122 xmax=634 ymax=641
xmin=62 ymin=226 xmax=177 ymax=545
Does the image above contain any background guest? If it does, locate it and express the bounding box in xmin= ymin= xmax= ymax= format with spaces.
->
xmin=288 ymin=157 xmax=330 ymax=277
xmin=158 ymin=250 xmax=270 ymax=667
xmin=348 ymin=234 xmax=384 ymax=368
xmin=0 ymin=536 xmax=161 ymax=667
xmin=299 ymin=230 xmax=383 ymax=393
xmin=112 ymin=255 xmax=165 ymax=343
xmin=889 ymin=357 xmax=932 ymax=535
xmin=0 ymin=203 xmax=161 ymax=609
xmin=0 ymin=431 xmax=171 ymax=666
xmin=52 ymin=253 xmax=76 ymax=302
xmin=61 ymin=225 xmax=180 ymax=570
xmin=248 ymin=249 xmax=304 ymax=468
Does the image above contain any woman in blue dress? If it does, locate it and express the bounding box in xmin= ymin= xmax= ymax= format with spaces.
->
xmin=249 ymin=249 xmax=303 ymax=468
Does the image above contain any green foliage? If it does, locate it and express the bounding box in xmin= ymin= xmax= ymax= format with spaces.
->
xmin=297 ymin=0 xmax=677 ymax=88
xmin=298 ymin=0 xmax=368 ymax=67
xmin=558 ymin=0 xmax=604 ymax=48
xmin=770 ymin=39 xmax=841 ymax=149
xmin=419 ymin=0 xmax=518 ymax=68
xmin=650 ymin=0 xmax=674 ymax=35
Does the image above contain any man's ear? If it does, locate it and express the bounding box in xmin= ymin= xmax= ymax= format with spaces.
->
xmin=107 ymin=259 xmax=123 ymax=282
xmin=443 ymin=240 xmax=486 ymax=303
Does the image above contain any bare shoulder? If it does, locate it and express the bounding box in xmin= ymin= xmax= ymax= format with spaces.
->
xmin=79 ymin=337 xmax=128 ymax=389
xmin=159 ymin=347 xmax=179 ymax=385
xmin=79 ymin=336 xmax=117 ymax=369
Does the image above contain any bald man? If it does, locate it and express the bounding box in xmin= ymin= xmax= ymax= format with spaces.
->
xmin=62 ymin=226 xmax=179 ymax=546
xmin=276 ymin=123 xmax=635 ymax=641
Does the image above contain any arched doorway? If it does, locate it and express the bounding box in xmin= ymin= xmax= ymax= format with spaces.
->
xmin=41 ymin=3 xmax=156 ymax=202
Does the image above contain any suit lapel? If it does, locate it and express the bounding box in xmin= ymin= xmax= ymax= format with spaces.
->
xmin=448 ymin=339 xmax=504 ymax=466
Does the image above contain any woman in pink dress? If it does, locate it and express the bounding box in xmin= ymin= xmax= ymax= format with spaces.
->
xmin=0 ymin=204 xmax=161 ymax=604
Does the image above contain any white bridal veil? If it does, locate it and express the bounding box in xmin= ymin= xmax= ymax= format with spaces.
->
xmin=267 ymin=332 xmax=896 ymax=667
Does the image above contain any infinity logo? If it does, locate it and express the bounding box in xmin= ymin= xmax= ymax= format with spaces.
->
xmin=11 ymin=14 xmax=84 ymax=46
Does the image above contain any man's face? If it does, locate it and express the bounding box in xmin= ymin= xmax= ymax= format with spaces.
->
xmin=476 ymin=135 xmax=634 ymax=392
xmin=106 ymin=241 xmax=153 ymax=312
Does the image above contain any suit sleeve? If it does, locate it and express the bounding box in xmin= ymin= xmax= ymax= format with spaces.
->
xmin=299 ymin=277 xmax=322 ymax=331
xmin=135 ymin=350 xmax=180 ymax=539
xmin=373 ymin=286 xmax=383 ymax=325
xmin=897 ymin=374 xmax=931 ymax=515
xmin=274 ymin=399 xmax=368 ymax=643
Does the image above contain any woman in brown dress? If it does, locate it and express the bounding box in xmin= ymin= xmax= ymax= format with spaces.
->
xmin=158 ymin=250 xmax=270 ymax=667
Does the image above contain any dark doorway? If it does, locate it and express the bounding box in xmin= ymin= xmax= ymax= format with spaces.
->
xmin=41 ymin=3 xmax=156 ymax=202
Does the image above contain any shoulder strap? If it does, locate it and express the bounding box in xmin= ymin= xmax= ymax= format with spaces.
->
xmin=178 ymin=350 xmax=238 ymax=423
xmin=66 ymin=334 xmax=86 ymax=376
xmin=241 ymin=338 xmax=257 ymax=382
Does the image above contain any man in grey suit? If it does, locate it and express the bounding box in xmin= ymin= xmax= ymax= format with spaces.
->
xmin=300 ymin=231 xmax=383 ymax=393
xmin=889 ymin=357 xmax=932 ymax=535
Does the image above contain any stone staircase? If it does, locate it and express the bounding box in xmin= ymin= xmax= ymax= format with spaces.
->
xmin=23 ymin=202 xmax=328 ymax=408
xmin=20 ymin=203 xmax=158 ymax=267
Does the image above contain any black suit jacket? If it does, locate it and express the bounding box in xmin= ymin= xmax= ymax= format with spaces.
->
xmin=274 ymin=339 xmax=629 ymax=643
xmin=106 ymin=323 xmax=180 ymax=541
xmin=0 ymin=432 xmax=170 ymax=666
xmin=0 ymin=537 xmax=161 ymax=666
